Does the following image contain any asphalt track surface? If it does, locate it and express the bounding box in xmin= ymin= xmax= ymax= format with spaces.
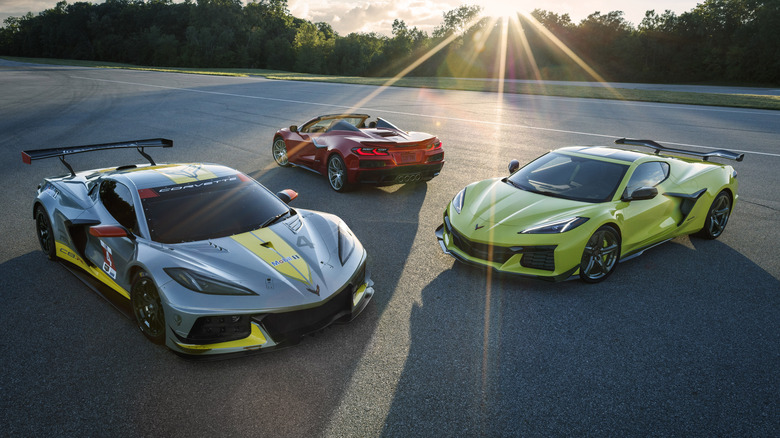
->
xmin=459 ymin=78 xmax=780 ymax=96
xmin=1 ymin=60 xmax=778 ymax=437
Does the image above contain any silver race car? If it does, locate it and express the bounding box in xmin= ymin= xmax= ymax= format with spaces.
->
xmin=23 ymin=139 xmax=374 ymax=357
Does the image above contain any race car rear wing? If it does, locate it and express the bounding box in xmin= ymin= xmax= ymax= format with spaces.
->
xmin=615 ymin=138 xmax=744 ymax=162
xmin=22 ymin=138 xmax=173 ymax=176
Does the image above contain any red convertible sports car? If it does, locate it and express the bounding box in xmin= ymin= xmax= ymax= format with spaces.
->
xmin=272 ymin=114 xmax=444 ymax=192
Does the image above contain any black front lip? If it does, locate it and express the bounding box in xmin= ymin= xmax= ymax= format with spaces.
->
xmin=173 ymin=259 xmax=374 ymax=356
xmin=435 ymin=223 xmax=577 ymax=282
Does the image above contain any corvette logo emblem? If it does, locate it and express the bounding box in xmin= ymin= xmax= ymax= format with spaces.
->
xmin=171 ymin=164 xmax=203 ymax=179
xmin=306 ymin=284 xmax=320 ymax=296
xmin=475 ymin=224 xmax=484 ymax=230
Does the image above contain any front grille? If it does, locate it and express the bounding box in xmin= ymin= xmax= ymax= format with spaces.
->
xmin=184 ymin=315 xmax=251 ymax=344
xmin=520 ymin=250 xmax=556 ymax=271
xmin=448 ymin=225 xmax=517 ymax=264
xmin=260 ymin=287 xmax=352 ymax=343
xmin=446 ymin=217 xmax=556 ymax=271
xmin=259 ymin=261 xmax=366 ymax=343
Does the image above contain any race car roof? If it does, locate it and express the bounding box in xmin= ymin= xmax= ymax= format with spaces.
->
xmin=106 ymin=163 xmax=243 ymax=190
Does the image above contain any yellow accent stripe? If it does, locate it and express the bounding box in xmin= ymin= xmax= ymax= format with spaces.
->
xmin=231 ymin=228 xmax=312 ymax=285
xmin=175 ymin=323 xmax=268 ymax=352
xmin=55 ymin=242 xmax=130 ymax=299
xmin=353 ymin=283 xmax=367 ymax=307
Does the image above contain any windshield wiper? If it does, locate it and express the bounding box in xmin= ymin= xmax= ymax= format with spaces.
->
xmin=504 ymin=178 xmax=523 ymax=190
xmin=260 ymin=210 xmax=291 ymax=228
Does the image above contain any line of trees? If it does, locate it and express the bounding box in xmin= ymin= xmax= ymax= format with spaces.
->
xmin=1 ymin=0 xmax=777 ymax=84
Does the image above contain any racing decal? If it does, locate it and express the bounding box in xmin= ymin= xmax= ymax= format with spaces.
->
xmin=99 ymin=241 xmax=117 ymax=279
xmin=41 ymin=182 xmax=60 ymax=199
xmin=153 ymin=164 xmax=219 ymax=184
xmin=296 ymin=236 xmax=314 ymax=249
xmin=272 ymin=254 xmax=301 ymax=266
xmin=55 ymin=242 xmax=130 ymax=299
xmin=57 ymin=243 xmax=88 ymax=266
xmin=231 ymin=228 xmax=312 ymax=285
xmin=143 ymin=176 xmax=239 ymax=197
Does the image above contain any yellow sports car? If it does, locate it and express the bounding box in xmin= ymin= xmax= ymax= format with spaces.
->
xmin=436 ymin=138 xmax=743 ymax=283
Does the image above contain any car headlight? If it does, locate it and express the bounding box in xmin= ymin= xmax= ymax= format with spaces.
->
xmin=164 ymin=268 xmax=256 ymax=295
xmin=338 ymin=221 xmax=356 ymax=265
xmin=520 ymin=217 xmax=589 ymax=234
xmin=452 ymin=188 xmax=466 ymax=214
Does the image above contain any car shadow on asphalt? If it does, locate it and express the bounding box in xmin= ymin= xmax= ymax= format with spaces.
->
xmin=381 ymin=238 xmax=779 ymax=436
xmin=249 ymin=166 xmax=431 ymax=432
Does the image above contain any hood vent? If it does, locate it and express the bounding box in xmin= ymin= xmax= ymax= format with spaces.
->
xmin=285 ymin=214 xmax=303 ymax=233
xmin=206 ymin=241 xmax=228 ymax=252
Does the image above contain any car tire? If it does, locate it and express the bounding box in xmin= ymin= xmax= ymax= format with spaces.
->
xmin=34 ymin=205 xmax=56 ymax=260
xmin=694 ymin=190 xmax=732 ymax=240
xmin=131 ymin=271 xmax=166 ymax=345
xmin=272 ymin=136 xmax=291 ymax=167
xmin=327 ymin=154 xmax=352 ymax=192
xmin=579 ymin=226 xmax=621 ymax=283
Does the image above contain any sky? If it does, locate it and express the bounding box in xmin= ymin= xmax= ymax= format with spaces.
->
xmin=1 ymin=0 xmax=703 ymax=35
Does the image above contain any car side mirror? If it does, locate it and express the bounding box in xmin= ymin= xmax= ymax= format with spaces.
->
xmin=289 ymin=125 xmax=298 ymax=133
xmin=622 ymin=186 xmax=658 ymax=201
xmin=89 ymin=224 xmax=133 ymax=239
xmin=508 ymin=159 xmax=520 ymax=174
xmin=277 ymin=189 xmax=298 ymax=204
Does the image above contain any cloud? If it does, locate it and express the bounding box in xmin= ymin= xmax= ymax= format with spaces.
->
xmin=2 ymin=0 xmax=60 ymax=15
xmin=289 ymin=0 xmax=452 ymax=36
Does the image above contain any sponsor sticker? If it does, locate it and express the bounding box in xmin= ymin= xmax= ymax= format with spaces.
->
xmin=271 ymin=254 xmax=301 ymax=267
xmin=100 ymin=241 xmax=117 ymax=279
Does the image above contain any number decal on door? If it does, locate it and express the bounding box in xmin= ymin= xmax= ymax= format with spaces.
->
xmin=100 ymin=241 xmax=117 ymax=279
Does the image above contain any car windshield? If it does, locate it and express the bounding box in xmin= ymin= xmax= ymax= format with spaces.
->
xmin=375 ymin=118 xmax=403 ymax=131
xmin=327 ymin=119 xmax=362 ymax=132
xmin=140 ymin=174 xmax=290 ymax=244
xmin=507 ymin=152 xmax=629 ymax=203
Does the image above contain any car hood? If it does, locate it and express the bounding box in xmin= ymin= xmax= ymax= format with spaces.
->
xmin=455 ymin=178 xmax=600 ymax=233
xmin=157 ymin=210 xmax=358 ymax=309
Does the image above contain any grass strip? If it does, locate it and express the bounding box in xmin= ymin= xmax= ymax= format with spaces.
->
xmin=4 ymin=56 xmax=778 ymax=110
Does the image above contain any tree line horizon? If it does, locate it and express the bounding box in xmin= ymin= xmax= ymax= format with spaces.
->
xmin=1 ymin=0 xmax=777 ymax=85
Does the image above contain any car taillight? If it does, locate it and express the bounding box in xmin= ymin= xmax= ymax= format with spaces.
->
xmin=428 ymin=141 xmax=442 ymax=150
xmin=352 ymin=147 xmax=389 ymax=156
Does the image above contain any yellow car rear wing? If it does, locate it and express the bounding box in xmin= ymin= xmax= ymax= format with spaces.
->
xmin=615 ymin=138 xmax=744 ymax=162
